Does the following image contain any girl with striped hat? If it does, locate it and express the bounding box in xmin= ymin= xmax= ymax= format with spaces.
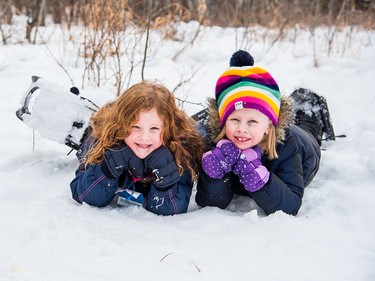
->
xmin=195 ymin=50 xmax=334 ymax=215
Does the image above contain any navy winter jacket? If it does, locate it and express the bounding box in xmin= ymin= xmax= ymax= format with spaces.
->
xmin=70 ymin=137 xmax=193 ymax=216
xmin=196 ymin=125 xmax=321 ymax=215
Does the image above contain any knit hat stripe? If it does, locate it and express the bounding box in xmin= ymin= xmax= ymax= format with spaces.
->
xmin=216 ymin=76 xmax=279 ymax=95
xmin=223 ymin=66 xmax=271 ymax=78
xmin=216 ymin=67 xmax=279 ymax=92
xmin=217 ymin=84 xmax=281 ymax=112
xmin=220 ymin=97 xmax=279 ymax=126
xmin=220 ymin=66 xmax=277 ymax=81
xmin=218 ymin=90 xmax=280 ymax=121
xmin=216 ymin=76 xmax=279 ymax=97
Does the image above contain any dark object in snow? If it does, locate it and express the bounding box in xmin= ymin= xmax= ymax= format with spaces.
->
xmin=290 ymin=88 xmax=336 ymax=145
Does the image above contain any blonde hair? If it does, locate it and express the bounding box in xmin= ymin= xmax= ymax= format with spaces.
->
xmin=258 ymin=125 xmax=278 ymax=159
xmin=84 ymin=81 xmax=203 ymax=179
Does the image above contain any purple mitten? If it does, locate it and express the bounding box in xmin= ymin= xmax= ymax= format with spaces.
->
xmin=233 ymin=146 xmax=270 ymax=192
xmin=242 ymin=145 xmax=262 ymax=162
xmin=239 ymin=166 xmax=270 ymax=192
xmin=233 ymin=146 xmax=262 ymax=175
xmin=202 ymin=139 xmax=241 ymax=179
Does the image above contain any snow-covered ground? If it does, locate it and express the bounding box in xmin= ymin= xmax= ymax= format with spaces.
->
xmin=0 ymin=21 xmax=374 ymax=281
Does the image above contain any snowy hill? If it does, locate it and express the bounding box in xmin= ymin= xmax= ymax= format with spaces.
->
xmin=0 ymin=22 xmax=374 ymax=281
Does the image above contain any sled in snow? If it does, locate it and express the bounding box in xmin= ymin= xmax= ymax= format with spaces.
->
xmin=16 ymin=76 xmax=98 ymax=150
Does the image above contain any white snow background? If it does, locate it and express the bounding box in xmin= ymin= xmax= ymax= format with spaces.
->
xmin=0 ymin=20 xmax=374 ymax=281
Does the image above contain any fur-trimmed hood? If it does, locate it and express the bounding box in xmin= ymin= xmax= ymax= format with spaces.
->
xmin=204 ymin=95 xmax=293 ymax=146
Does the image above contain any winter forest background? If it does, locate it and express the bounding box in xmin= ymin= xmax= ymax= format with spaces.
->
xmin=1 ymin=1 xmax=375 ymax=281
xmin=1 ymin=0 xmax=374 ymax=96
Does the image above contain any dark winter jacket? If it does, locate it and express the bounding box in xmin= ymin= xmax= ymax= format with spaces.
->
xmin=195 ymin=97 xmax=321 ymax=216
xmin=70 ymin=136 xmax=193 ymax=216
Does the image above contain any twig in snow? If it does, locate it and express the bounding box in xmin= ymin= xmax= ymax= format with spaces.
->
xmin=159 ymin=252 xmax=174 ymax=262
xmin=191 ymin=260 xmax=201 ymax=272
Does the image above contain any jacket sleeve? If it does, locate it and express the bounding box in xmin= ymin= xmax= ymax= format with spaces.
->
xmin=195 ymin=171 xmax=233 ymax=209
xmin=70 ymin=162 xmax=119 ymax=207
xmin=250 ymin=136 xmax=305 ymax=216
xmin=70 ymin=135 xmax=119 ymax=207
xmin=145 ymin=169 xmax=193 ymax=216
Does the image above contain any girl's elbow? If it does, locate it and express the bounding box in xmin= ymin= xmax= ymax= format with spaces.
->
xmin=263 ymin=197 xmax=302 ymax=216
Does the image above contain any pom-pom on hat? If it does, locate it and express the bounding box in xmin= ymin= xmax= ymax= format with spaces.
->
xmin=215 ymin=50 xmax=281 ymax=127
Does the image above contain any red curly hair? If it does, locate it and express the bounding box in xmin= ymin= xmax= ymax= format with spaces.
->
xmin=84 ymin=80 xmax=203 ymax=179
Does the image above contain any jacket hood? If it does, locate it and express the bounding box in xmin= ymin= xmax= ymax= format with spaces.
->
xmin=205 ymin=95 xmax=293 ymax=145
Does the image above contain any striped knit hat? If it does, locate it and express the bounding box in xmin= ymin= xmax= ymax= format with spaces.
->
xmin=215 ymin=50 xmax=281 ymax=127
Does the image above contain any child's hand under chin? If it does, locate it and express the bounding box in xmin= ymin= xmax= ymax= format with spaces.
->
xmin=201 ymin=139 xmax=241 ymax=179
xmin=232 ymin=145 xmax=270 ymax=192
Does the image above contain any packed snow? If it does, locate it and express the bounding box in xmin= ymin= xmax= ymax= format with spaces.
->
xmin=0 ymin=21 xmax=374 ymax=281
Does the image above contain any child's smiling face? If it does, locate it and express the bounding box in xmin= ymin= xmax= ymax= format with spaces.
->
xmin=125 ymin=108 xmax=163 ymax=159
xmin=225 ymin=108 xmax=271 ymax=150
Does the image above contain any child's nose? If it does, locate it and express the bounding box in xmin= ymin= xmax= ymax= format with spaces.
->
xmin=237 ymin=122 xmax=248 ymax=132
xmin=139 ymin=130 xmax=150 ymax=140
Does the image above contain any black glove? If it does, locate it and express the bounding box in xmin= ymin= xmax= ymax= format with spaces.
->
xmin=102 ymin=142 xmax=144 ymax=179
xmin=143 ymin=146 xmax=180 ymax=189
